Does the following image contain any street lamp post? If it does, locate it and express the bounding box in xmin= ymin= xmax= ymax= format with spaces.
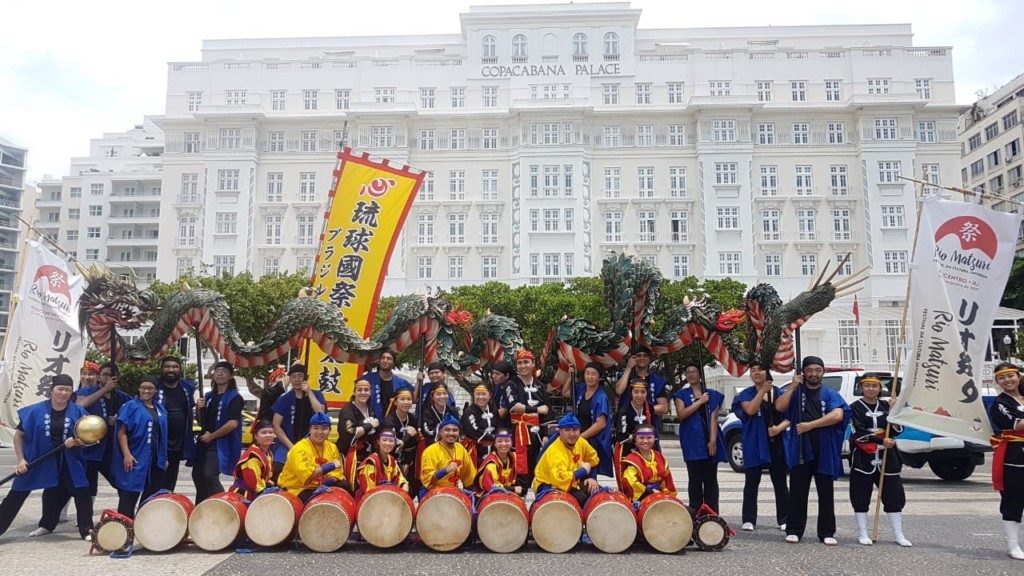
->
xmin=1004 ymin=334 xmax=1014 ymax=361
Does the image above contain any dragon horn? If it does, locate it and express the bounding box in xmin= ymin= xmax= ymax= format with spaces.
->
xmin=73 ymin=261 xmax=92 ymax=280
xmin=833 ymin=275 xmax=870 ymax=294
xmin=834 ymin=286 xmax=865 ymax=299
xmin=182 ymin=280 xmax=191 ymax=291
xmin=822 ymin=252 xmax=852 ymax=286
xmin=810 ymin=259 xmax=831 ymax=290
xmin=833 ymin=267 xmax=871 ymax=291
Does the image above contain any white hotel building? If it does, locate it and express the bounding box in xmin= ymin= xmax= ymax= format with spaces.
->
xmin=38 ymin=2 xmax=984 ymax=368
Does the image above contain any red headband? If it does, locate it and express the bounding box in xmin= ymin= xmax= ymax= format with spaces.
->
xmin=515 ymin=349 xmax=535 ymax=361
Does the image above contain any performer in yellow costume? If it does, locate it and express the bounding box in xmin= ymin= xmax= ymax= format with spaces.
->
xmin=277 ymin=412 xmax=347 ymax=501
xmin=532 ymin=414 xmax=599 ymax=506
xmin=418 ymin=414 xmax=477 ymax=498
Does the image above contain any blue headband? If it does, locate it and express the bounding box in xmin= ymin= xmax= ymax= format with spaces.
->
xmin=440 ymin=414 xmax=460 ymax=430
xmin=310 ymin=412 xmax=331 ymax=427
xmin=557 ymin=414 xmax=581 ymax=429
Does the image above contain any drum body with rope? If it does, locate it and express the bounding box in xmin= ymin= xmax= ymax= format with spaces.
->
xmin=356 ymin=485 xmax=416 ymax=548
xmin=636 ymin=494 xmax=693 ymax=553
xmin=134 ymin=492 xmax=194 ymax=552
xmin=416 ymin=487 xmax=473 ymax=552
xmin=91 ymin=509 xmax=134 ymax=555
xmin=244 ymin=489 xmax=303 ymax=547
xmin=476 ymin=491 xmax=528 ymax=553
xmin=188 ymin=491 xmax=248 ymax=552
xmin=583 ymin=490 xmax=637 ymax=553
xmin=693 ymin=514 xmax=730 ymax=551
xmin=529 ymin=490 xmax=583 ymax=553
xmin=298 ymin=487 xmax=357 ymax=552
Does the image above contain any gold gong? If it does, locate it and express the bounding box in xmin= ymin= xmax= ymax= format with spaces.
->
xmin=74 ymin=415 xmax=108 ymax=445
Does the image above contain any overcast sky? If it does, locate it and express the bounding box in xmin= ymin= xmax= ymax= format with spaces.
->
xmin=2 ymin=0 xmax=1021 ymax=183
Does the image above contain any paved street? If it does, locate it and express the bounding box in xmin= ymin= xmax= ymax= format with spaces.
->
xmin=0 ymin=444 xmax=1018 ymax=576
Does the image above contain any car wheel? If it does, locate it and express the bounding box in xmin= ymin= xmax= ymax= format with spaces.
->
xmin=928 ymin=458 xmax=976 ymax=481
xmin=728 ymin=434 xmax=744 ymax=473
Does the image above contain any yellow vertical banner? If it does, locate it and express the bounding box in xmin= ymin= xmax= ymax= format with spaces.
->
xmin=306 ymin=148 xmax=423 ymax=407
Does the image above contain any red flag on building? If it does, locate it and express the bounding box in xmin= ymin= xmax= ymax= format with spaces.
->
xmin=853 ymin=294 xmax=861 ymax=326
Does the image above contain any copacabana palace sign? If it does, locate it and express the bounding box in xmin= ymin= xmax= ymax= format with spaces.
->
xmin=480 ymin=63 xmax=622 ymax=77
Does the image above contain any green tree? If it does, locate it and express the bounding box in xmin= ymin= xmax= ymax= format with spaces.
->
xmin=1001 ymin=257 xmax=1024 ymax=310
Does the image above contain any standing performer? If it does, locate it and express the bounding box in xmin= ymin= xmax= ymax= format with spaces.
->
xmin=504 ymin=349 xmax=552 ymax=490
xmin=360 ymin=349 xmax=413 ymax=420
xmin=613 ymin=379 xmax=654 ymax=489
xmin=271 ymin=364 xmax=326 ymax=479
xmin=613 ymin=348 xmax=670 ymax=434
xmin=356 ymin=428 xmax=409 ymax=498
xmin=0 ymin=375 xmax=94 ymax=541
xmin=491 ymin=361 xmax=515 ymax=428
xmin=229 ymin=420 xmax=276 ymax=501
xmin=532 ymin=414 xmax=600 ymax=508
xmin=732 ymin=361 xmax=789 ymax=532
xmin=461 ymin=384 xmax=498 ymax=465
xmin=152 ymin=356 xmax=196 ymax=492
xmin=620 ymin=425 xmax=677 ymax=502
xmin=337 ymin=379 xmax=381 ymax=482
xmin=775 ymin=356 xmax=850 ymax=545
xmin=849 ymin=373 xmax=910 ymax=546
xmin=192 ymin=361 xmax=244 ymax=503
xmin=76 ymin=361 xmax=101 ymax=394
xmin=420 ymin=381 xmax=459 ymax=447
xmin=988 ymin=362 xmax=1024 ymax=560
xmin=278 ymin=413 xmax=347 ymax=501
xmin=673 ymin=363 xmax=726 ymax=512
xmin=419 ymin=415 xmax=477 ymax=498
xmin=475 ymin=429 xmax=522 ymax=495
xmin=112 ymin=377 xmax=169 ymax=518
xmin=414 ymin=362 xmax=457 ymax=413
xmin=75 ymin=363 xmax=131 ymax=498
xmin=384 ymin=388 xmax=421 ymax=496
xmin=562 ymin=362 xmax=612 ymax=477
xmin=248 ymin=365 xmax=286 ymax=430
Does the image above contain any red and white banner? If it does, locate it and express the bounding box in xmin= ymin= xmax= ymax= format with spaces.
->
xmin=890 ymin=197 xmax=1022 ymax=445
xmin=0 ymin=241 xmax=86 ymax=444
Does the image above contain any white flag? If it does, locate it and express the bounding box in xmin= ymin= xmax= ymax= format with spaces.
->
xmin=890 ymin=196 xmax=1023 ymax=445
xmin=0 ymin=241 xmax=86 ymax=444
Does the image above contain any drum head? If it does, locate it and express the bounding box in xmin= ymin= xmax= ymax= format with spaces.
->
xmin=695 ymin=516 xmax=728 ymax=551
xmin=477 ymin=500 xmax=528 ymax=553
xmin=95 ymin=520 xmax=131 ymax=553
xmin=531 ymin=500 xmax=582 ymax=553
xmin=135 ymin=499 xmax=189 ymax=552
xmin=245 ymin=494 xmax=298 ymax=547
xmin=417 ymin=494 xmax=472 ymax=552
xmin=189 ymin=499 xmax=243 ymax=552
xmin=358 ymin=491 xmax=414 ymax=549
xmin=586 ymin=501 xmax=637 ymax=553
xmin=641 ymin=500 xmax=692 ymax=553
xmin=298 ymin=502 xmax=351 ymax=553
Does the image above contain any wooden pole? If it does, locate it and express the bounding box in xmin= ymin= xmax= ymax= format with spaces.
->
xmin=870 ymin=181 xmax=925 ymax=541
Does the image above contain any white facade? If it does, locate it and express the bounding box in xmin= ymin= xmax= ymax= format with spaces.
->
xmin=35 ymin=119 xmax=164 ymax=285
xmin=0 ymin=136 xmax=29 ymax=346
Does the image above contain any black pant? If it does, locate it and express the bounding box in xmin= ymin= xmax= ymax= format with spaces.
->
xmin=849 ymin=470 xmax=905 ymax=513
xmin=787 ymin=461 xmax=836 ymax=541
xmin=742 ymin=440 xmax=789 ymax=525
xmin=271 ymin=460 xmax=285 ymax=484
xmin=116 ymin=460 xmax=164 ymax=518
xmin=85 ymin=453 xmax=117 ymax=496
xmin=156 ymin=449 xmax=183 ymax=492
xmin=191 ymin=446 xmax=223 ymax=503
xmin=684 ymin=458 xmax=720 ymax=512
xmin=1000 ymin=466 xmax=1024 ymax=522
xmin=516 ymin=433 xmax=543 ymax=492
xmin=0 ymin=460 xmax=93 ymax=538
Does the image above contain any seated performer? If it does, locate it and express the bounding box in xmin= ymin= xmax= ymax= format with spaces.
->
xmin=112 ymin=377 xmax=169 ymax=518
xmin=356 ymin=428 xmax=409 ymax=498
xmin=0 ymin=374 xmax=94 ymax=541
xmin=988 ymin=362 xmax=1024 ymax=561
xmin=228 ymin=420 xmax=277 ymax=501
xmin=613 ymin=379 xmax=654 ymax=490
xmin=383 ymin=388 xmax=421 ymax=496
xmin=337 ymin=379 xmax=380 ymax=481
xmin=418 ymin=414 xmax=477 ymax=499
xmin=461 ymin=383 xmax=498 ymax=465
xmin=532 ymin=414 xmax=600 ymax=508
xmin=620 ymin=425 xmax=677 ymax=502
xmin=278 ymin=413 xmax=347 ymax=502
xmin=475 ymin=429 xmax=522 ymax=496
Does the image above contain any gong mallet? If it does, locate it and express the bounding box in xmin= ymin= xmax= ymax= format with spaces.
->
xmin=0 ymin=414 xmax=108 ymax=487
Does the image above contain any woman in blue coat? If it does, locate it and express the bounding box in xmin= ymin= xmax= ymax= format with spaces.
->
xmin=673 ymin=363 xmax=727 ymax=512
xmin=562 ymin=362 xmax=613 ymax=477
xmin=113 ymin=377 xmax=169 ymax=518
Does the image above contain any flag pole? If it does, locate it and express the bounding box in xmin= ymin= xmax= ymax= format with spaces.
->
xmin=871 ymin=181 xmax=926 ymax=541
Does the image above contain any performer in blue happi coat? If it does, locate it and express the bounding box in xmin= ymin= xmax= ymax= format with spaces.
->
xmin=271 ymin=363 xmax=326 ymax=477
xmin=775 ymin=356 xmax=851 ymax=546
xmin=613 ymin=348 xmax=670 ymax=439
xmin=112 ymin=377 xmax=168 ymax=518
xmin=732 ymin=361 xmax=789 ymax=532
xmin=562 ymin=362 xmax=613 ymax=477
xmin=0 ymin=375 xmax=94 ymax=541
xmin=359 ymin=349 xmax=414 ymax=420
xmin=152 ymin=356 xmax=196 ymax=492
xmin=75 ymin=363 xmax=132 ymax=497
xmin=192 ymin=361 xmax=243 ymax=503
xmin=673 ymin=364 xmax=727 ymax=512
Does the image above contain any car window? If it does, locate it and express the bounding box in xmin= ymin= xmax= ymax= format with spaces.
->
xmin=821 ymin=376 xmax=842 ymax=393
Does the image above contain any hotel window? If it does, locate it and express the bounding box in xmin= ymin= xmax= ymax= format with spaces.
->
xmin=448 ymin=257 xmax=465 ymax=279
xmin=797 ymin=209 xmax=816 ymax=240
xmin=215 ymin=212 xmax=237 ymax=235
xmin=719 ymin=252 xmax=741 ymax=275
xmin=451 ymin=87 xmax=467 ymax=108
xmin=915 ymin=78 xmax=932 ymax=99
xmin=265 ymin=214 xmax=283 ymax=245
xmin=187 ymin=91 xmax=203 ymax=112
xmin=716 ymin=206 xmax=740 ymax=229
xmin=419 ymin=171 xmax=435 ymax=201
xmin=417 ymin=214 xmax=435 ymax=244
xmin=225 ymin=90 xmax=246 ymax=106
xmin=712 ymin=120 xmax=736 ymax=142
xmin=668 ymin=125 xmax=686 ymax=146
xmin=757 ymin=123 xmax=775 ymax=145
xmin=867 ymin=78 xmax=890 ymax=95
xmin=297 ymin=215 xmax=316 ymax=245
xmin=219 ymin=128 xmax=241 ymax=149
xmin=673 ymin=255 xmax=690 ymax=278
xmin=602 ymin=84 xmax=619 ymax=105
xmin=419 ymin=129 xmax=436 ymax=150
xmin=482 ymin=86 xmax=498 ymax=108
xmin=481 ymin=35 xmax=497 ymax=61
xmin=217 ymin=169 xmax=239 ymax=192
xmin=374 ymin=87 xmax=396 ymax=103
xmin=790 ymin=80 xmax=807 ymax=101
xmin=917 ymin=121 xmax=936 ymax=143
xmin=764 ymin=254 xmax=781 ymax=277
xmin=604 ymin=211 xmax=623 ymax=242
xmin=825 ymin=80 xmax=842 ymax=101
xmin=830 ymin=165 xmax=848 ymax=196
xmin=881 ymin=205 xmax=906 ymax=228
xmin=638 ymin=211 xmax=656 ymax=242
xmin=420 ymin=88 xmax=436 ymax=109
xmin=667 ymin=82 xmax=685 ymax=104
xmin=267 ymin=130 xmax=284 ymax=152
xmin=417 ymin=256 xmax=433 ymax=279
xmin=792 ymin=123 xmax=809 ymax=144
xmin=449 ymin=170 xmax=466 ymax=200
xmin=709 ymin=81 xmax=731 ymax=96
xmin=827 ymin=122 xmax=845 ymax=144
xmin=603 ymin=32 xmax=619 ymax=59
xmin=180 ymin=173 xmax=199 ymax=204
xmin=370 ymin=126 xmax=395 ymax=147
xmin=450 ymin=129 xmax=466 ymax=150
xmin=800 ymin=253 xmax=818 ymax=276
xmin=636 ymin=125 xmax=654 ymax=147
xmin=669 ymin=167 xmax=686 ymax=197
xmin=832 ymin=209 xmax=852 ymax=240
xmin=302 ymin=89 xmax=318 ymax=110
xmin=715 ymin=162 xmax=738 ymax=185
xmin=884 ymin=251 xmax=908 ymax=274
xmin=761 ymin=209 xmax=780 ymax=240
xmin=602 ymin=126 xmax=621 ymax=147
xmin=874 ymin=118 xmax=898 ymax=140
xmin=756 ymin=81 xmax=772 ymax=102
xmin=265 ymin=172 xmax=283 ymax=202
xmin=481 ymin=169 xmax=499 ymax=201
xmin=482 ymin=256 xmax=498 ymax=279
xmin=635 ymin=83 xmax=652 ymax=104
xmin=670 ymin=211 xmax=689 ymax=242
xmin=604 ymin=167 xmax=621 ymax=198
xmin=878 ymin=161 xmax=902 ymax=184
xmin=264 ymin=257 xmax=280 ymax=276
xmin=482 ymin=128 xmax=499 ymax=149
xmin=512 ymin=34 xmax=528 ymax=60
xmin=300 ymin=130 xmax=317 ymax=152
xmin=572 ymin=33 xmax=589 ymax=59
xmin=795 ymin=165 xmax=813 ymax=195
xmin=481 ymin=212 xmax=499 ymax=244
xmin=760 ymin=165 xmax=778 ymax=196
xmin=299 ymin=172 xmax=317 ymax=202
xmin=214 ymin=256 xmax=235 ymax=276
xmin=335 ymin=89 xmax=350 ymax=110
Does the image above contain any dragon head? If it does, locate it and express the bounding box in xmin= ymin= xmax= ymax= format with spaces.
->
xmin=77 ymin=263 xmax=159 ymax=331
xmin=715 ymin=308 xmax=747 ymax=332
